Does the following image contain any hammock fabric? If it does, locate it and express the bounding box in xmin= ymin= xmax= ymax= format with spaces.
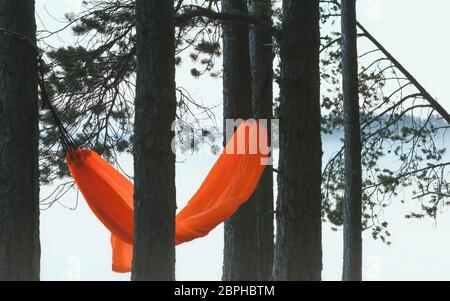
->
xmin=66 ymin=120 xmax=269 ymax=273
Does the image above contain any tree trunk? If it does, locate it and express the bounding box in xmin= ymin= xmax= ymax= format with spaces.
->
xmin=248 ymin=0 xmax=274 ymax=281
xmin=0 ymin=0 xmax=40 ymax=281
xmin=273 ymin=0 xmax=322 ymax=281
xmin=341 ymin=0 xmax=363 ymax=282
xmin=132 ymin=0 xmax=176 ymax=281
xmin=221 ymin=0 xmax=257 ymax=281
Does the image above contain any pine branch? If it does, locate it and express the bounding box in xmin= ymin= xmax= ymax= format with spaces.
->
xmin=357 ymin=22 xmax=450 ymax=124
xmin=175 ymin=5 xmax=280 ymax=41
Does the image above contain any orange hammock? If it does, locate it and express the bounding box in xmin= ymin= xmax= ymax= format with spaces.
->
xmin=66 ymin=120 xmax=269 ymax=273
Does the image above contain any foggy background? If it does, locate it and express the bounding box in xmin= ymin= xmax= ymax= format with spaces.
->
xmin=37 ymin=0 xmax=450 ymax=280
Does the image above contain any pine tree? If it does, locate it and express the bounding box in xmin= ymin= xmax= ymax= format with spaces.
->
xmin=221 ymin=0 xmax=257 ymax=281
xmin=248 ymin=0 xmax=274 ymax=281
xmin=341 ymin=0 xmax=363 ymax=281
xmin=132 ymin=0 xmax=176 ymax=281
xmin=0 ymin=0 xmax=40 ymax=280
xmin=273 ymin=0 xmax=322 ymax=281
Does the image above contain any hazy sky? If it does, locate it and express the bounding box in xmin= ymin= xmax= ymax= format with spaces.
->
xmin=36 ymin=0 xmax=450 ymax=281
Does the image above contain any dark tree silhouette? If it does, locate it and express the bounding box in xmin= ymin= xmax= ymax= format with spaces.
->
xmin=0 ymin=0 xmax=40 ymax=280
xmin=273 ymin=0 xmax=322 ymax=281
xmin=132 ymin=0 xmax=176 ymax=280
xmin=221 ymin=0 xmax=257 ymax=281
xmin=248 ymin=0 xmax=274 ymax=281
xmin=341 ymin=0 xmax=363 ymax=281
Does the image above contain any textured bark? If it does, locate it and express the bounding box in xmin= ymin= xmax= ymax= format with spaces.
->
xmin=0 ymin=0 xmax=40 ymax=281
xmin=221 ymin=0 xmax=257 ymax=281
xmin=273 ymin=0 xmax=322 ymax=281
xmin=132 ymin=0 xmax=176 ymax=281
xmin=341 ymin=0 xmax=363 ymax=282
xmin=248 ymin=0 xmax=274 ymax=281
